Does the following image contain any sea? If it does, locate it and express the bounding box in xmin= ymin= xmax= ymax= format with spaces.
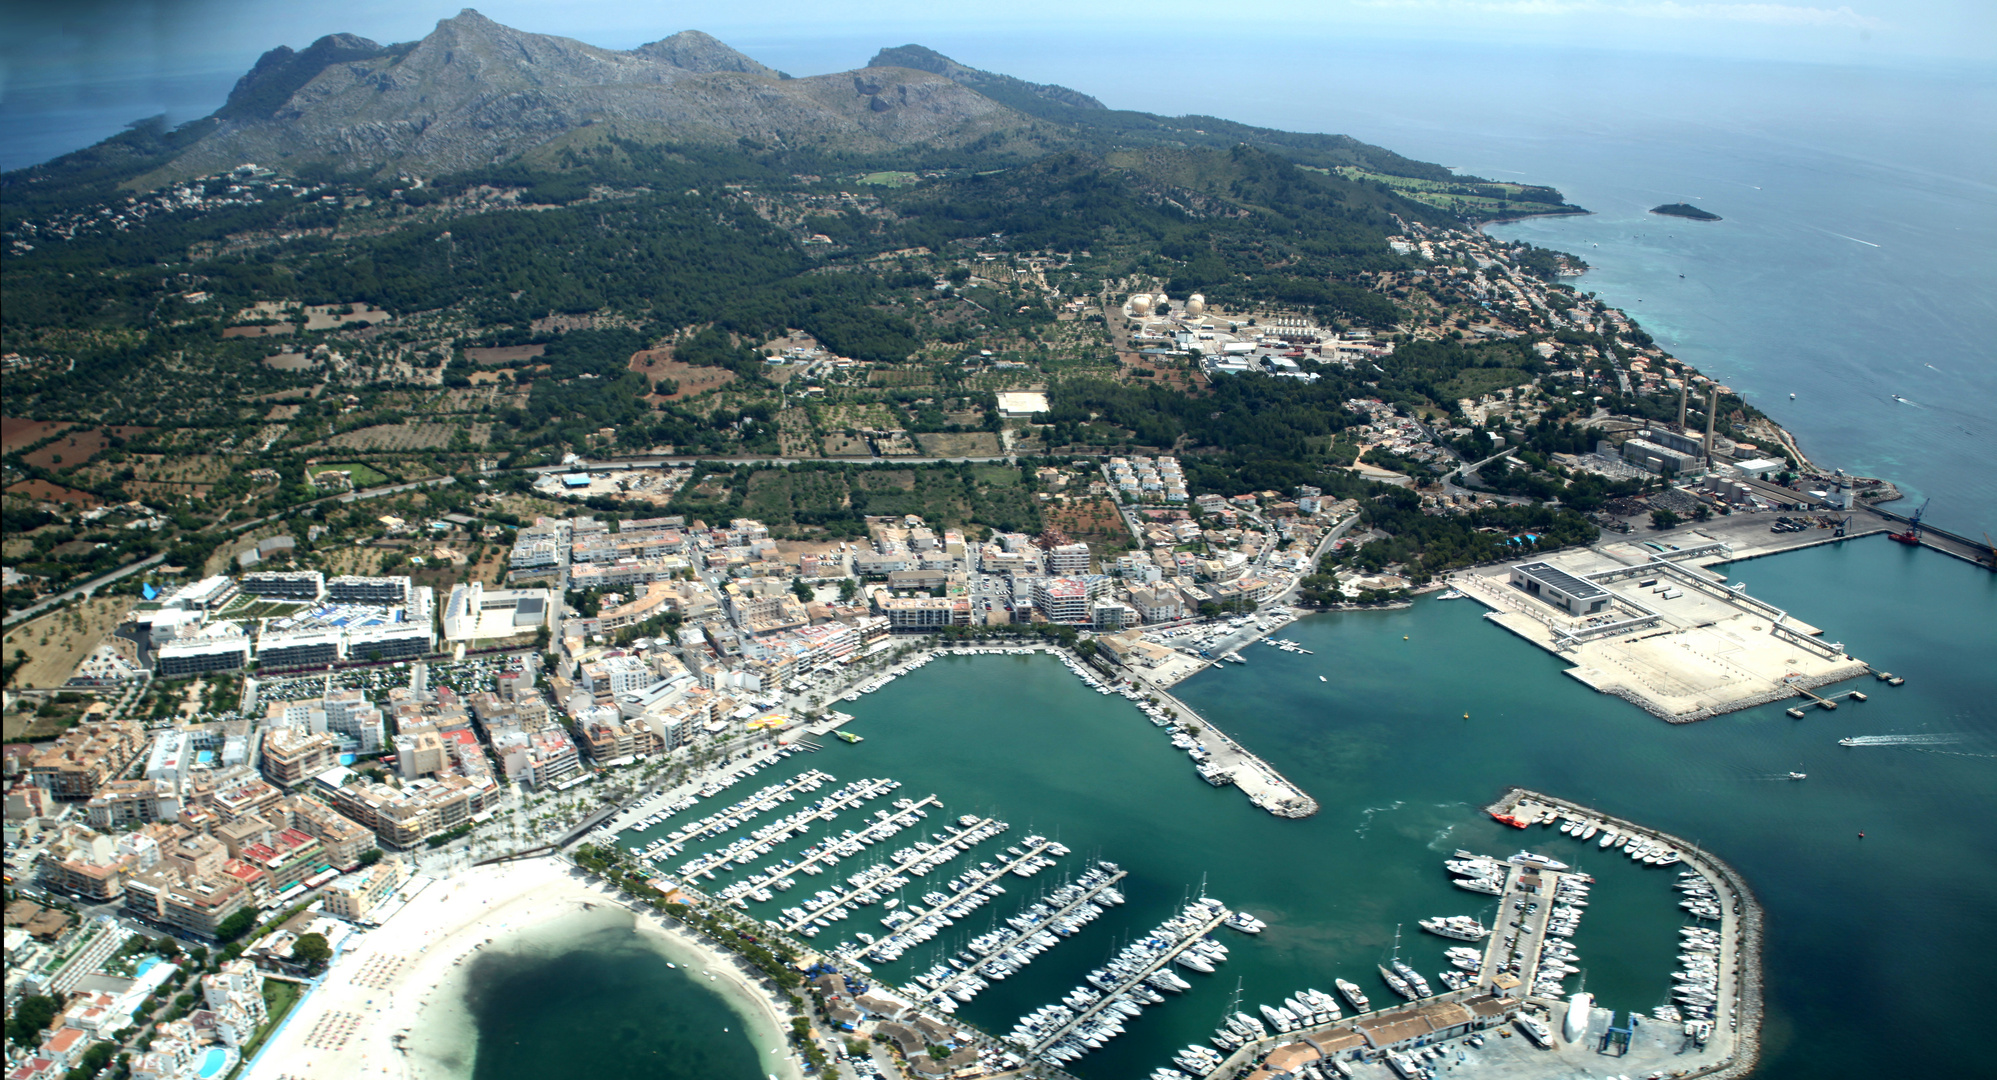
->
xmin=5 ymin=29 xmax=1994 ymax=1080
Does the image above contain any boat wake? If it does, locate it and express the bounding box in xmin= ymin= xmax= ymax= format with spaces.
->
xmin=1839 ymin=734 xmax=1961 ymax=747
xmin=1354 ymin=800 xmax=1404 ymax=838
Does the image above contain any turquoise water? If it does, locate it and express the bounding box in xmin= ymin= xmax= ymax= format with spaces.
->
xmin=194 ymin=1047 xmax=229 ymax=1079
xmin=611 ymin=537 xmax=1991 ymax=1079
xmin=460 ymin=908 xmax=769 ymax=1080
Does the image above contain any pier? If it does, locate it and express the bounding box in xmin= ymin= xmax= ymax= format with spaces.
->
xmin=1112 ymin=668 xmax=1319 ymax=818
xmin=797 ymin=833 xmax=1056 ymax=937
xmin=746 ymin=794 xmax=946 ymax=886
xmin=1474 ymin=862 xmax=1583 ymax=992
xmin=926 ymin=865 xmax=1129 ymax=1000
xmin=1024 ymin=902 xmax=1233 ymax=1058
xmin=670 ymin=778 xmax=901 ymax=879
xmin=776 ymin=812 xmax=997 ymax=931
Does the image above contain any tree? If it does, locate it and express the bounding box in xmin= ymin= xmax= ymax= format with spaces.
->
xmin=791 ymin=578 xmax=813 ymax=604
xmin=1650 ymin=508 xmax=1682 ymax=530
xmin=357 ymin=848 xmax=383 ymax=867
xmin=216 ymin=907 xmax=259 ymax=942
xmin=838 ymin=578 xmax=859 ymax=602
xmin=6 ymin=994 xmax=59 ymax=1047
xmin=291 ymin=932 xmax=332 ymax=971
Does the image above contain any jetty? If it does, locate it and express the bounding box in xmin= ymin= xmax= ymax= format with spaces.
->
xmin=1488 ymin=787 xmax=1765 ymax=1079
xmin=1095 ymin=656 xmax=1319 ymax=818
xmin=926 ymin=864 xmax=1129 ymax=1001
xmin=1023 ymin=900 xmax=1233 ymax=1060
xmin=760 ymin=797 xmax=955 ymax=888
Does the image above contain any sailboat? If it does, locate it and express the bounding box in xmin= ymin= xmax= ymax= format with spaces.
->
xmin=1211 ymin=979 xmax=1250 ymax=1051
xmin=1378 ymin=925 xmax=1419 ymax=1000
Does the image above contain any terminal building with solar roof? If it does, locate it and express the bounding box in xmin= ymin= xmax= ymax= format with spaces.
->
xmin=1509 ymin=561 xmax=1611 ymax=616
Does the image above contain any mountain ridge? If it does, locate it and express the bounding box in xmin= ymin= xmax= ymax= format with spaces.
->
xmin=6 ymin=10 xmax=1473 ymax=198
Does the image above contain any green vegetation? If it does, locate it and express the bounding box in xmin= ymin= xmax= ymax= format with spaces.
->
xmin=6 ymin=994 xmax=59 ymax=1047
xmin=1651 ymin=203 xmax=1721 ymax=221
xmin=1334 ymin=166 xmax=1583 ymax=219
xmin=290 ymin=931 xmax=332 ymax=971
xmin=307 ymin=462 xmax=390 ymax=487
xmin=215 ymin=907 xmax=259 ymax=942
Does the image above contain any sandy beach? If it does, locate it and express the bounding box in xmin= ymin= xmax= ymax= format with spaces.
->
xmin=242 ymin=855 xmax=807 ymax=1080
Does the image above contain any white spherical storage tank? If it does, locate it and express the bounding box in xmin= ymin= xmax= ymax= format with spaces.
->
xmin=1128 ymin=293 xmax=1154 ymax=315
xmin=1186 ymin=293 xmax=1207 ymax=316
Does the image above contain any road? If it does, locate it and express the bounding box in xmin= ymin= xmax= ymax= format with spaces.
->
xmin=1 ymin=476 xmax=455 ymax=630
xmin=527 ymin=454 xmax=1017 ymax=475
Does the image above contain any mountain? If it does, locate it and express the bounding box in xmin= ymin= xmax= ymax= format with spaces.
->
xmin=869 ymin=44 xmax=1107 ymax=111
xmin=139 ymin=9 xmax=1020 ymax=180
xmin=8 ymin=9 xmax=1466 ymax=192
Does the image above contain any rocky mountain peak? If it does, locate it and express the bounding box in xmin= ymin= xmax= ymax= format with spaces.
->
xmin=635 ymin=29 xmax=780 ymax=77
xmin=869 ymin=44 xmax=1105 ymax=111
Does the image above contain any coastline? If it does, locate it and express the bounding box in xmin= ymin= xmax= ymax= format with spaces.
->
xmin=244 ymin=856 xmax=805 ymax=1080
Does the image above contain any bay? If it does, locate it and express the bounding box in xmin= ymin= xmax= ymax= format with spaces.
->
xmin=617 ymin=536 xmax=1993 ymax=1079
xmin=453 ymin=905 xmax=773 ymax=1080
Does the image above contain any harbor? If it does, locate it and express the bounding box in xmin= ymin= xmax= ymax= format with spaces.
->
xmin=571 ymin=539 xmax=1982 ymax=1080
xmin=1452 ymin=537 xmax=1876 ymax=722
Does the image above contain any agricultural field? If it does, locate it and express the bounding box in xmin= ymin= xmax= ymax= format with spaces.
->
xmin=1438 ymin=365 xmax=1537 ymax=402
xmin=318 ymin=422 xmax=481 ymax=451
xmin=817 ymin=402 xmax=902 ymax=431
xmin=913 ymin=432 xmax=1002 ymax=457
xmin=628 ymin=351 xmax=737 ymax=400
xmin=1333 ymin=166 xmax=1576 ymax=217
xmin=20 ymin=426 xmax=150 ymax=469
xmin=3 ymin=480 xmax=101 ymax=506
xmin=466 ymin=344 xmax=546 ymax=365
xmin=1043 ymin=496 xmax=1132 ymax=556
xmin=309 ymin=462 xmax=391 ymax=487
xmin=1 ymin=417 xmax=72 ymax=454
xmin=1 ymin=596 xmax=132 ymax=689
xmin=819 ymin=432 xmax=872 ymax=456
xmin=855 ymin=171 xmax=920 ymax=187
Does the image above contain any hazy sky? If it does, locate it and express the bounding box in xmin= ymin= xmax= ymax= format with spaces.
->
xmin=1 ymin=0 xmax=1990 ymax=94
xmin=0 ymin=0 xmax=1989 ymax=172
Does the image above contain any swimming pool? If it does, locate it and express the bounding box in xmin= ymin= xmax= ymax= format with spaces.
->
xmin=194 ymin=1047 xmax=231 ymax=1079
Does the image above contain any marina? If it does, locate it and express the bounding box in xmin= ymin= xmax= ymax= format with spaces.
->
xmin=1013 ymin=898 xmax=1237 ymax=1065
xmin=919 ymin=861 xmax=1130 ymax=1008
xmin=576 ymin=540 xmax=1985 ymax=1080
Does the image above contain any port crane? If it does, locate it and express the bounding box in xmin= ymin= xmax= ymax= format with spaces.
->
xmin=1888 ymin=499 xmax=1928 ymax=546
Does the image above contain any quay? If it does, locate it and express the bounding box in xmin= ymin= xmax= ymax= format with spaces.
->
xmin=1094 ymin=652 xmax=1319 ymax=818
xmin=1474 ymin=862 xmax=1580 ymax=993
xmin=1025 ymin=902 xmax=1234 ymax=1058
xmin=926 ymin=865 xmax=1129 ymax=1000
xmin=1454 ymin=537 xmax=1871 ymax=722
xmin=1202 ymin=790 xmax=1761 ymax=1080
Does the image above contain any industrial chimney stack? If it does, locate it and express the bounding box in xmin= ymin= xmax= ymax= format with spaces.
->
xmin=1703 ymin=385 xmax=1719 ymax=466
xmin=1676 ymin=385 xmax=1689 ymax=432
